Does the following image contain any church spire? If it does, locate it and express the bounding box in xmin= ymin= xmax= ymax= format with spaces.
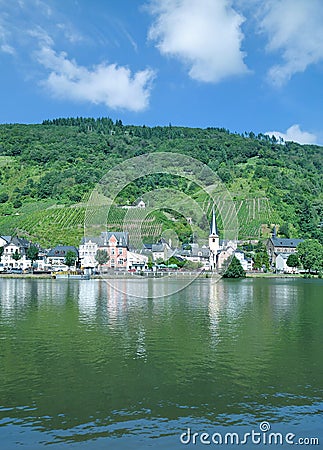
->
xmin=210 ymin=206 xmax=218 ymax=236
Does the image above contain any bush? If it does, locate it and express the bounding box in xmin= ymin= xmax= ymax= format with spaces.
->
xmin=0 ymin=192 xmax=9 ymax=203
xmin=13 ymin=198 xmax=22 ymax=208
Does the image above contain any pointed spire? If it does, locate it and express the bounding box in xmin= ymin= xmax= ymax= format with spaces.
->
xmin=210 ymin=206 xmax=218 ymax=236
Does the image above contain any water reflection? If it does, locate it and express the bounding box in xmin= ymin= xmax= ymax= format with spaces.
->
xmin=0 ymin=278 xmax=322 ymax=449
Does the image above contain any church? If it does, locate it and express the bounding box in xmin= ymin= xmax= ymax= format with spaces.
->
xmin=208 ymin=206 xmax=237 ymax=271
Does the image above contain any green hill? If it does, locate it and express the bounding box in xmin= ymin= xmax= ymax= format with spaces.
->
xmin=0 ymin=118 xmax=322 ymax=247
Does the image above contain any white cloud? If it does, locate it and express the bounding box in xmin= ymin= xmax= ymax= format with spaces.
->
xmin=147 ymin=0 xmax=249 ymax=83
xmin=0 ymin=43 xmax=15 ymax=55
xmin=257 ymin=0 xmax=323 ymax=86
xmin=36 ymin=46 xmax=156 ymax=111
xmin=265 ymin=124 xmax=317 ymax=145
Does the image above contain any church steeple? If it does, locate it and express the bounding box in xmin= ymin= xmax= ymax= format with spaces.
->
xmin=210 ymin=206 xmax=218 ymax=237
xmin=209 ymin=206 xmax=220 ymax=266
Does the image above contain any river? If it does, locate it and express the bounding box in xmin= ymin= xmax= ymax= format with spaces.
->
xmin=0 ymin=277 xmax=322 ymax=449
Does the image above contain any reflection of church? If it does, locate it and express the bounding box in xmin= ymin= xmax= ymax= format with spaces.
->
xmin=209 ymin=207 xmax=237 ymax=271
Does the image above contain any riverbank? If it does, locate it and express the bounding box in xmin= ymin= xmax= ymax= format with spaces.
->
xmin=246 ymin=272 xmax=302 ymax=278
xmin=0 ymin=272 xmax=309 ymax=280
xmin=0 ymin=273 xmax=52 ymax=279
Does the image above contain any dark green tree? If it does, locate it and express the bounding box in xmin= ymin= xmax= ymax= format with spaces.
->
xmin=95 ymin=249 xmax=108 ymax=273
xmin=286 ymin=253 xmax=300 ymax=269
xmin=253 ymin=243 xmax=270 ymax=270
xmin=279 ymin=223 xmax=290 ymax=238
xmin=26 ymin=245 xmax=39 ymax=273
xmin=223 ymin=256 xmax=246 ymax=278
xmin=64 ymin=250 xmax=78 ymax=271
xmin=0 ymin=192 xmax=9 ymax=203
xmin=12 ymin=249 xmax=22 ymax=262
xmin=298 ymin=200 xmax=318 ymax=237
xmin=297 ymin=240 xmax=323 ymax=273
xmin=0 ymin=246 xmax=4 ymax=262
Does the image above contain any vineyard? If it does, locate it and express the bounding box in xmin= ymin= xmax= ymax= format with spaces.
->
xmin=0 ymin=195 xmax=274 ymax=248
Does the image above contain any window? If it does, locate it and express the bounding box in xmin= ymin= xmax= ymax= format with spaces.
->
xmin=111 ymin=249 xmax=115 ymax=255
xmin=119 ymin=248 xmax=123 ymax=255
xmin=118 ymin=259 xmax=124 ymax=265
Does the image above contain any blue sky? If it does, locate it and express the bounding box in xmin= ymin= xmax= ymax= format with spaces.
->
xmin=1 ymin=0 xmax=323 ymax=145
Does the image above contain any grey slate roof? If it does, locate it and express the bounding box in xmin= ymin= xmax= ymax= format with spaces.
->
xmin=0 ymin=235 xmax=11 ymax=243
xmin=270 ymin=237 xmax=304 ymax=248
xmin=81 ymin=232 xmax=129 ymax=247
xmin=47 ymin=245 xmax=79 ymax=257
xmin=152 ymin=244 xmax=164 ymax=252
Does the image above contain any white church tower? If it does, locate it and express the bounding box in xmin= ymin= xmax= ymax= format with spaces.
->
xmin=209 ymin=206 xmax=220 ymax=270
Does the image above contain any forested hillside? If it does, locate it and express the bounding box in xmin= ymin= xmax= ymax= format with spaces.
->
xmin=0 ymin=118 xmax=322 ymax=247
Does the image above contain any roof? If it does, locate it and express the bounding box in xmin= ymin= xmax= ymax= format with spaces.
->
xmin=152 ymin=244 xmax=164 ymax=252
xmin=0 ymin=235 xmax=11 ymax=244
xmin=11 ymin=236 xmax=30 ymax=248
xmin=100 ymin=231 xmax=129 ymax=247
xmin=210 ymin=206 xmax=219 ymax=236
xmin=270 ymin=237 xmax=304 ymax=248
xmin=179 ymin=244 xmax=209 ymax=258
xmin=81 ymin=232 xmax=129 ymax=247
xmin=276 ymin=253 xmax=291 ymax=260
xmin=47 ymin=245 xmax=78 ymax=257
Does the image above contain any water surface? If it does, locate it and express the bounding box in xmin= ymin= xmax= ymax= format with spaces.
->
xmin=0 ymin=278 xmax=322 ymax=449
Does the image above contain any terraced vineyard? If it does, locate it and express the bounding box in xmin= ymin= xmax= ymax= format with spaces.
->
xmin=0 ymin=194 xmax=274 ymax=248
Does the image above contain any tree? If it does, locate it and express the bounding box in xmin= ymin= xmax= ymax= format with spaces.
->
xmin=0 ymin=246 xmax=4 ymax=262
xmin=0 ymin=192 xmax=9 ymax=203
xmin=223 ymin=256 xmax=246 ymax=278
xmin=297 ymin=240 xmax=323 ymax=273
xmin=64 ymin=250 xmax=77 ymax=271
xmin=253 ymin=243 xmax=270 ymax=270
xmin=13 ymin=198 xmax=22 ymax=208
xmin=279 ymin=223 xmax=290 ymax=238
xmin=26 ymin=245 xmax=39 ymax=273
xmin=12 ymin=249 xmax=22 ymax=262
xmin=298 ymin=200 xmax=318 ymax=237
xmin=286 ymin=253 xmax=300 ymax=270
xmin=95 ymin=249 xmax=108 ymax=273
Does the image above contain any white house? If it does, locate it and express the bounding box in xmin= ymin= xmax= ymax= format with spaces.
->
xmin=234 ymin=250 xmax=253 ymax=271
xmin=0 ymin=236 xmax=32 ymax=270
xmin=127 ymin=251 xmax=148 ymax=271
xmin=276 ymin=253 xmax=297 ymax=274
xmin=79 ymin=238 xmax=98 ymax=269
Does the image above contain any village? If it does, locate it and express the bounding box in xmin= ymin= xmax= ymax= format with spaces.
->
xmin=0 ymin=208 xmax=308 ymax=277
